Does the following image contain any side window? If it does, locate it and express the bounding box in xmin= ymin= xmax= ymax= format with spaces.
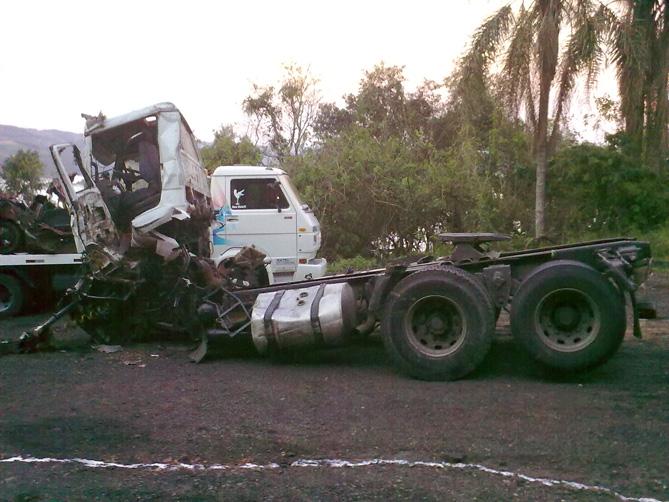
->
xmin=230 ymin=178 xmax=290 ymax=210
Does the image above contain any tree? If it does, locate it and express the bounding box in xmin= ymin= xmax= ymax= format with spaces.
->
xmin=200 ymin=126 xmax=262 ymax=174
xmin=314 ymin=63 xmax=442 ymax=144
xmin=1 ymin=149 xmax=44 ymax=200
xmin=287 ymin=125 xmax=491 ymax=259
xmin=243 ymin=64 xmax=320 ymax=160
xmin=611 ymin=0 xmax=669 ymax=169
xmin=295 ymin=63 xmax=538 ymax=258
xmin=457 ymin=1 xmax=612 ymax=238
xmin=549 ymin=140 xmax=669 ymax=235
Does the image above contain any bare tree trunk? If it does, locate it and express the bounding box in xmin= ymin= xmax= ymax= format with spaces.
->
xmin=621 ymin=0 xmax=653 ymax=159
xmin=535 ymin=140 xmax=547 ymax=238
xmin=535 ymin=67 xmax=550 ymax=239
xmin=533 ymin=0 xmax=559 ymax=239
xmin=645 ymin=0 xmax=669 ymax=170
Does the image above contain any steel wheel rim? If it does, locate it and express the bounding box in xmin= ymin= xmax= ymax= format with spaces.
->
xmin=534 ymin=288 xmax=600 ymax=352
xmin=404 ymin=295 xmax=466 ymax=357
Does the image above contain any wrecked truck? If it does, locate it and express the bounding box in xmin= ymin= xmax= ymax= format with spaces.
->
xmin=11 ymin=103 xmax=653 ymax=381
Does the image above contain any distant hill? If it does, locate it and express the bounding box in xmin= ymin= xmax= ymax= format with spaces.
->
xmin=0 ymin=124 xmax=83 ymax=177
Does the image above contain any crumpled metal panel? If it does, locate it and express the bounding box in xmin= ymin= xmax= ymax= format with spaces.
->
xmin=157 ymin=110 xmax=186 ymax=207
xmin=83 ymin=102 xmax=178 ymax=136
xmin=130 ymin=110 xmax=210 ymax=234
xmin=74 ymin=190 xmax=119 ymax=250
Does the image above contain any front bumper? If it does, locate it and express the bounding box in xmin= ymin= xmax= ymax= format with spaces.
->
xmin=295 ymin=258 xmax=328 ymax=281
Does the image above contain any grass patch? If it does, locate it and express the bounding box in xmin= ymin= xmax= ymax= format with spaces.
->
xmin=328 ymin=256 xmax=381 ymax=274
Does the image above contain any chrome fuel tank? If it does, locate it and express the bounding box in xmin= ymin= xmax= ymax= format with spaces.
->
xmin=251 ymin=282 xmax=357 ymax=354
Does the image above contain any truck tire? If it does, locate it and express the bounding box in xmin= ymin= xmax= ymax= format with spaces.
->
xmin=510 ymin=260 xmax=626 ymax=373
xmin=0 ymin=220 xmax=23 ymax=254
xmin=381 ymin=266 xmax=495 ymax=381
xmin=0 ymin=273 xmax=24 ymax=319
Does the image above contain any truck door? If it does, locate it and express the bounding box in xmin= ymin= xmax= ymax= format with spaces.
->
xmin=225 ymin=176 xmax=297 ymax=274
xmin=50 ymin=144 xmax=119 ymax=260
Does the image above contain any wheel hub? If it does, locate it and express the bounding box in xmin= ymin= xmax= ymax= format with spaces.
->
xmin=535 ymin=289 xmax=600 ymax=352
xmin=405 ymin=295 xmax=466 ymax=357
xmin=428 ymin=315 xmax=447 ymax=333
xmin=552 ymin=304 xmax=580 ymax=330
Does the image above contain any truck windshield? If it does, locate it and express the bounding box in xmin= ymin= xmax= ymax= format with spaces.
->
xmin=280 ymin=175 xmax=310 ymax=211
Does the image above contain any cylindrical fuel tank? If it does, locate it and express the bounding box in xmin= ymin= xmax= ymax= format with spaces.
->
xmin=251 ymin=282 xmax=357 ymax=354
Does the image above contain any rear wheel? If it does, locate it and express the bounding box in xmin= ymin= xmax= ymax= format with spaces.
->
xmin=0 ymin=220 xmax=23 ymax=254
xmin=381 ymin=266 xmax=495 ymax=381
xmin=0 ymin=274 xmax=24 ymax=319
xmin=511 ymin=260 xmax=626 ymax=372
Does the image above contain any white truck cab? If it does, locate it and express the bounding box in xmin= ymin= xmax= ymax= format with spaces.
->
xmin=210 ymin=166 xmax=326 ymax=283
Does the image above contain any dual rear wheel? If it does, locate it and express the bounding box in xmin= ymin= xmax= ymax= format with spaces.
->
xmin=510 ymin=260 xmax=626 ymax=372
xmin=381 ymin=266 xmax=495 ymax=381
xmin=381 ymin=261 xmax=626 ymax=381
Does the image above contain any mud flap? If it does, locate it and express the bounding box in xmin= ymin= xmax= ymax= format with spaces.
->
xmin=629 ymin=291 xmax=642 ymax=339
xmin=597 ymin=251 xmax=644 ymax=339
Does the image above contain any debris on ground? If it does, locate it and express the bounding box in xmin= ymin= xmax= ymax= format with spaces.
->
xmin=122 ymin=359 xmax=145 ymax=367
xmin=94 ymin=345 xmax=123 ymax=353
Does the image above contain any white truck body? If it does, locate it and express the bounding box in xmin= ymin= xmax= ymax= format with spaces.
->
xmin=210 ymin=165 xmax=326 ymax=283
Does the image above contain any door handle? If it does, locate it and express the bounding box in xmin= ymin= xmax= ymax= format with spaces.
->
xmin=226 ymin=217 xmax=239 ymax=222
xmin=284 ymin=216 xmax=293 ymax=219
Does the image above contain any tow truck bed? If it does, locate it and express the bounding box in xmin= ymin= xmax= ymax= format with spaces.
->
xmin=0 ymin=253 xmax=83 ymax=318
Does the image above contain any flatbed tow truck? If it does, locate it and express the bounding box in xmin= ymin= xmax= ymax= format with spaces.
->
xmin=1 ymin=190 xmax=82 ymax=318
xmin=3 ymin=103 xmax=653 ymax=381
xmin=0 ymin=253 xmax=83 ymax=318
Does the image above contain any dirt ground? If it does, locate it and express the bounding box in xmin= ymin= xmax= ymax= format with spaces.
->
xmin=0 ymin=274 xmax=668 ymax=501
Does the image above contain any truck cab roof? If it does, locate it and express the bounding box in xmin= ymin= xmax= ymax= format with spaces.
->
xmin=83 ymin=102 xmax=188 ymax=136
xmin=211 ymin=165 xmax=287 ymax=177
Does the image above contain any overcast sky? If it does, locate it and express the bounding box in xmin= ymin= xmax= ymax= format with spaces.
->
xmin=1 ymin=0 xmax=613 ymax=142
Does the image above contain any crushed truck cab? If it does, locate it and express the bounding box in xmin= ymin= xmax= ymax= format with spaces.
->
xmin=51 ymin=102 xmax=212 ymax=264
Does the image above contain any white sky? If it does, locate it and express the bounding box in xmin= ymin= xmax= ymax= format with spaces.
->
xmin=1 ymin=0 xmax=615 ymax=142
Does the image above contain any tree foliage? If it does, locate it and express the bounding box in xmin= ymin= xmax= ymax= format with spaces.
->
xmin=200 ymin=126 xmax=262 ymax=174
xmin=288 ymin=126 xmax=492 ymax=258
xmin=243 ymin=64 xmax=320 ymax=161
xmin=455 ymin=0 xmax=613 ymax=238
xmin=610 ymin=0 xmax=669 ymax=169
xmin=0 ymin=149 xmax=44 ymax=200
xmin=234 ymin=20 xmax=669 ymax=258
xmin=549 ymin=139 xmax=669 ymax=235
xmin=315 ymin=63 xmax=442 ymax=143
xmin=285 ymin=65 xmax=535 ymax=259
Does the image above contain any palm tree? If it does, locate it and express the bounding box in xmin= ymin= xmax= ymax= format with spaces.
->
xmin=456 ymin=0 xmax=611 ymax=238
xmin=611 ymin=0 xmax=668 ymax=169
